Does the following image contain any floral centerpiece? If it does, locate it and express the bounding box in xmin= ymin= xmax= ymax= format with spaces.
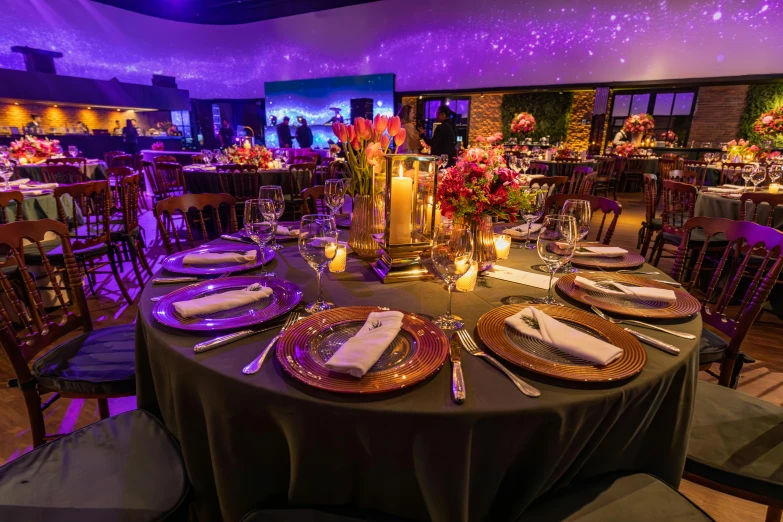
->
xmin=225 ymin=144 xmax=273 ymax=168
xmin=510 ymin=112 xmax=536 ymax=136
xmin=332 ymin=114 xmax=406 ymax=256
xmin=660 ymin=130 xmax=678 ymax=147
xmin=555 ymin=146 xmax=575 ymax=159
xmin=622 ymin=114 xmax=655 ymax=145
xmin=613 ymin=142 xmax=637 ymax=157
xmin=438 ymin=136 xmax=533 ymax=270
xmin=151 ymin=141 xmax=165 ymax=151
xmin=723 ymin=139 xmax=760 ymax=162
xmin=9 ymin=135 xmax=62 ymax=164
xmin=753 ymin=107 xmax=783 ymax=139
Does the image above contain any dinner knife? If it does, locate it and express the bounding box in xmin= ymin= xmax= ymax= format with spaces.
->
xmin=221 ymin=234 xmax=254 ymax=244
xmin=449 ymin=334 xmax=466 ymax=404
xmin=152 ymin=276 xmax=202 ymax=285
xmin=623 ymin=328 xmax=681 ymax=355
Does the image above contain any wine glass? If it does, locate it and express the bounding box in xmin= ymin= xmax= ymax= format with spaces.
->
xmin=244 ymin=199 xmax=275 ymax=252
xmin=259 ymin=185 xmax=285 ymax=250
xmin=0 ymin=156 xmax=13 ymax=191
xmin=721 ymin=153 xmax=730 ymax=164
xmin=212 ymin=149 xmax=221 ymax=164
xmin=519 ymin=157 xmax=531 ymax=175
xmin=68 ymin=145 xmax=78 ymax=158
xmin=532 ymin=215 xmax=577 ymax=305
xmin=518 ymin=189 xmax=546 ymax=250
xmin=769 ymin=165 xmax=782 ymax=185
xmin=324 ymin=179 xmax=344 ymax=217
xmin=559 ymin=199 xmax=591 ymax=273
xmin=298 ymin=214 xmax=339 ymax=313
xmin=201 ymin=150 xmax=212 ymax=164
xmin=741 ymin=165 xmax=755 ymax=192
xmin=431 ymin=223 xmax=474 ymax=329
xmin=508 ymin=156 xmax=521 ymax=174
xmin=751 ymin=166 xmax=766 ymax=192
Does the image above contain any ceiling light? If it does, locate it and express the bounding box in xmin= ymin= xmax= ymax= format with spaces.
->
xmin=87 ymin=106 xmax=91 ymax=109
xmin=14 ymin=102 xmax=18 ymax=105
xmin=53 ymin=105 xmax=58 ymax=108
xmin=117 ymin=108 xmax=121 ymax=112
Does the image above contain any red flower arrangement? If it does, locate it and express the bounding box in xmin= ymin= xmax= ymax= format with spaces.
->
xmin=613 ymin=143 xmax=637 ymax=157
xmin=555 ymin=146 xmax=575 ymax=159
xmin=660 ymin=130 xmax=678 ymax=145
xmin=510 ymin=112 xmax=536 ymax=135
xmin=226 ymin=144 xmax=273 ymax=168
xmin=151 ymin=141 xmax=165 ymax=151
xmin=9 ymin=135 xmax=62 ymax=163
xmin=622 ymin=114 xmax=655 ymax=134
xmin=753 ymin=107 xmax=783 ymax=136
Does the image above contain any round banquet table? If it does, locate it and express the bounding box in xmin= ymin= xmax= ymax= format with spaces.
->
xmin=182 ymin=167 xmax=292 ymax=194
xmin=141 ymin=149 xmax=199 ymax=166
xmin=2 ymin=191 xmax=80 ymax=223
xmin=534 ymin=159 xmax=594 ymax=177
xmin=15 ymin=161 xmax=107 ymax=182
xmin=135 ymin=237 xmax=701 ymax=522
xmin=695 ymin=191 xmax=783 ymax=229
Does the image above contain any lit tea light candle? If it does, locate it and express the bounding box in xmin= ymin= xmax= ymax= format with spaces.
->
xmin=455 ymin=261 xmax=479 ymax=292
xmin=389 ymin=164 xmax=413 ymax=244
xmin=328 ymin=244 xmax=347 ymax=273
xmin=770 ymin=183 xmax=780 ymax=194
xmin=494 ymin=234 xmax=511 ymax=259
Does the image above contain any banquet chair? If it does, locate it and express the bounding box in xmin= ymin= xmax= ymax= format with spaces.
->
xmin=667 ymin=169 xmax=704 ymax=186
xmin=326 ymin=159 xmax=349 ymax=181
xmin=528 ymin=176 xmax=567 ymax=196
xmin=103 ymin=150 xmax=126 ymax=164
xmin=51 ymin=181 xmax=133 ymax=304
xmin=661 ymin=152 xmax=681 ymax=161
xmin=670 ymin=217 xmax=783 ymax=522
xmin=720 ymin=163 xmax=752 ymax=185
xmin=106 ymin=165 xmax=134 ymax=210
xmin=46 ymin=156 xmax=87 ymax=179
xmin=683 ymin=160 xmax=709 ymax=187
xmin=216 ymin=164 xmax=259 ymax=173
xmin=620 ymin=157 xmax=646 ymax=192
xmin=191 ymin=153 xmax=207 ymax=164
xmin=0 ymin=219 xmax=137 ymax=448
xmin=148 ymin=161 xmax=186 ymax=203
xmin=292 ymin=153 xmax=320 ymax=165
xmin=153 ymin=155 xmax=177 ymax=164
xmin=739 ymin=192 xmax=783 ymax=227
xmin=591 ymin=157 xmax=618 ymax=199
xmin=0 ymin=190 xmax=24 ymax=224
xmin=0 ymin=410 xmax=191 ymax=521
xmin=107 ymin=153 xmax=134 ymax=169
xmin=637 ymin=174 xmax=661 ymax=257
xmin=288 ymin=163 xmax=316 ymax=219
xmin=567 ymin=166 xmax=592 ymax=194
xmin=544 ymin=193 xmax=621 ymax=245
xmin=43 ymin=164 xmax=85 ymax=185
xmin=155 ymin=193 xmax=238 ymax=255
xmin=518 ymin=473 xmax=713 ymax=521
xmin=217 ymin=167 xmax=260 ymax=206
xmin=528 ymin=162 xmax=549 ymax=175
xmin=658 ymin=157 xmax=677 ymax=180
xmin=649 ymin=180 xmax=700 ymax=267
xmin=112 ymin=174 xmax=152 ymax=287
xmin=302 ymin=185 xmax=328 ymax=214
xmin=577 ymin=172 xmax=597 ymax=195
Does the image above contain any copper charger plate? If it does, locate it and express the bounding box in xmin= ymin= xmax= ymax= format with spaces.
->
xmin=476 ymin=304 xmax=645 ymax=382
xmin=569 ymin=243 xmax=644 ymax=269
xmin=556 ymin=273 xmax=701 ymax=319
xmin=276 ymin=306 xmax=449 ymax=394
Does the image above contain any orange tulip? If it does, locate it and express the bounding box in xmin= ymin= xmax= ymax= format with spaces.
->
xmin=373 ymin=114 xmax=388 ymax=136
xmin=366 ymin=141 xmax=385 ymax=167
xmin=380 ymin=133 xmax=391 ymax=150
xmin=332 ymin=122 xmax=347 ymax=142
xmin=357 ymin=117 xmax=372 ymax=141
xmin=387 ymin=116 xmax=401 ymax=137
xmin=394 ymin=128 xmax=407 ymax=148
xmin=346 ymin=124 xmax=356 ymax=143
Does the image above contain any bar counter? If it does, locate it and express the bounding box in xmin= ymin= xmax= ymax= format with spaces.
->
xmin=0 ymin=134 xmax=183 ymax=159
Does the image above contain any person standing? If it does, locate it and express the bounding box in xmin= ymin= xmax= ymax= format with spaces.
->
xmin=295 ymin=118 xmax=313 ymax=149
xmin=426 ymin=105 xmax=456 ymax=164
xmin=276 ymin=116 xmax=293 ymax=148
xmin=24 ymin=114 xmax=42 ymax=135
xmin=397 ymin=105 xmax=420 ymax=153
xmin=122 ymin=119 xmax=138 ymax=155
xmin=112 ymin=120 xmax=122 ymax=136
xmin=218 ymin=119 xmax=235 ymax=149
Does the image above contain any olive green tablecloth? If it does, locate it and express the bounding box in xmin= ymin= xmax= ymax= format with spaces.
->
xmin=3 ymin=193 xmax=79 ymax=223
xmin=695 ymin=192 xmax=783 ymax=229
xmin=15 ymin=162 xmax=107 ymax=182
xmin=183 ymin=167 xmax=291 ymax=194
xmin=135 ymin=240 xmax=701 ymax=522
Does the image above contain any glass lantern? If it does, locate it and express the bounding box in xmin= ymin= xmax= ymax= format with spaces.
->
xmin=372 ymin=154 xmax=439 ymax=283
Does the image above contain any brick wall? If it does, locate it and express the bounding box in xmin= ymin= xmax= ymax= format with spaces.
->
xmin=468 ymin=94 xmax=502 ymax=144
xmin=0 ymin=103 xmax=155 ymax=133
xmin=565 ymin=91 xmax=595 ymax=150
xmin=688 ymin=85 xmax=749 ymax=145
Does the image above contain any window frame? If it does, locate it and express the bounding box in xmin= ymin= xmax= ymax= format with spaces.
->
xmin=608 ymin=87 xmax=699 ymax=146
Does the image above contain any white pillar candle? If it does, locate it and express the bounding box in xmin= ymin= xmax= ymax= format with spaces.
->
xmin=328 ymin=245 xmax=347 ymax=273
xmin=389 ymin=164 xmax=413 ymax=244
xmin=494 ymin=234 xmax=511 ymax=260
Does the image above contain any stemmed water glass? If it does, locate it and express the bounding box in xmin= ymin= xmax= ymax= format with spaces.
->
xmin=721 ymin=153 xmax=730 ymax=164
xmin=518 ymin=189 xmax=546 ymax=250
xmin=431 ymin=223 xmax=474 ymax=329
xmin=532 ymin=215 xmax=577 ymax=305
xmin=0 ymin=156 xmax=13 ymax=191
xmin=751 ymin=166 xmax=767 ymax=192
xmin=519 ymin=157 xmax=530 ymax=175
xmin=68 ymin=145 xmax=78 ymax=158
xmin=769 ymin=165 xmax=782 ymax=185
xmin=741 ymin=165 xmax=755 ymax=192
xmin=559 ymin=199 xmax=591 ymax=273
xmin=212 ymin=149 xmax=222 ymax=164
xmin=324 ymin=179 xmax=344 ymax=218
xmin=244 ymin=199 xmax=275 ymax=251
xmin=259 ymin=185 xmax=285 ymax=250
xmin=298 ymin=214 xmax=339 ymax=313
xmin=201 ymin=150 xmax=212 ymax=164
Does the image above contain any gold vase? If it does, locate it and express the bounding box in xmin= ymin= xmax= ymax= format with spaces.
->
xmin=348 ymin=194 xmax=383 ymax=258
xmin=456 ymin=215 xmax=497 ymax=271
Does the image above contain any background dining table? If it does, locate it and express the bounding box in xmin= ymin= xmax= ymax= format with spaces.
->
xmin=135 ymin=233 xmax=701 ymax=522
xmin=182 ymin=166 xmax=293 ymax=194
xmin=2 ymin=191 xmax=80 ymax=223
xmin=14 ymin=160 xmax=107 ymax=182
xmin=695 ymin=190 xmax=783 ymax=229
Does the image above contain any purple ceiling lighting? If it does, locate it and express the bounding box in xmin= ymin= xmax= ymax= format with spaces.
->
xmin=0 ymin=0 xmax=780 ymax=99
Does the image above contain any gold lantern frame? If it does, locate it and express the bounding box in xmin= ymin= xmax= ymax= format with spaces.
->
xmin=372 ymin=154 xmax=439 ymax=283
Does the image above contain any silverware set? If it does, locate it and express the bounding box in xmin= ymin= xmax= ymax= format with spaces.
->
xmin=590 ymin=306 xmax=683 ymax=355
xmin=242 ymin=312 xmax=302 ymax=374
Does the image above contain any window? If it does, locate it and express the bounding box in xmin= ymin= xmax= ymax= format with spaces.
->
xmin=170 ymin=111 xmax=192 ymax=138
xmin=609 ymin=89 xmax=697 ymax=145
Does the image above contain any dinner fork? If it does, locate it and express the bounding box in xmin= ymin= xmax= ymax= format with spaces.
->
xmin=150 ymin=271 xmax=233 ymax=301
xmin=456 ymin=329 xmax=541 ymax=398
xmin=590 ymin=306 xmax=695 ymax=339
xmin=241 ymin=312 xmax=302 ymax=374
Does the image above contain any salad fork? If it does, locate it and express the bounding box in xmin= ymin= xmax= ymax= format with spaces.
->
xmin=242 ymin=312 xmax=302 ymax=374
xmin=456 ymin=329 xmax=540 ymax=397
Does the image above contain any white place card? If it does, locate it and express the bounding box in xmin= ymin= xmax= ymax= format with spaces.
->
xmin=483 ymin=265 xmax=553 ymax=290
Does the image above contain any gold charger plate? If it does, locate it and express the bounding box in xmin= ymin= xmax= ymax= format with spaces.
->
xmin=556 ymin=273 xmax=701 ymax=319
xmin=276 ymin=306 xmax=449 ymax=394
xmin=476 ymin=304 xmax=646 ymax=382
xmin=569 ymin=242 xmax=645 ymax=269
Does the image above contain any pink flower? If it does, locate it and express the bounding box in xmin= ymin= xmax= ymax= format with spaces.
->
xmin=365 ymin=141 xmax=385 ymax=167
xmin=394 ymin=128 xmax=407 ymax=148
xmin=387 ymin=116 xmax=401 ymax=137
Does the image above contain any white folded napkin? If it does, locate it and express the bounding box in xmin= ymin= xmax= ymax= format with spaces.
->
xmin=505 ymin=307 xmax=623 ymax=366
xmin=8 ymin=178 xmax=30 ymax=187
xmin=505 ymin=223 xmax=542 ymax=238
xmin=574 ymin=276 xmax=677 ymax=303
xmin=325 ymin=311 xmax=404 ymax=378
xmin=182 ymin=249 xmax=257 ymax=265
xmin=276 ymin=225 xmax=299 ymax=236
xmin=19 ymin=189 xmax=47 ymax=196
xmin=706 ymin=187 xmax=741 ymax=194
xmin=174 ymin=283 xmax=272 ymax=318
xmin=21 ymin=183 xmax=58 ymax=190
xmin=573 ymin=246 xmax=627 ymax=257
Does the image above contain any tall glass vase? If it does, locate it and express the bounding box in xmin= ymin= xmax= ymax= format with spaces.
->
xmin=456 ymin=215 xmax=497 ymax=271
xmin=348 ymin=194 xmax=382 ymax=258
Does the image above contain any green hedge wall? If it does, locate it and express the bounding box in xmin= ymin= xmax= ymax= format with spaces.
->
xmin=500 ymin=92 xmax=574 ymax=143
xmin=740 ymin=84 xmax=783 ymax=147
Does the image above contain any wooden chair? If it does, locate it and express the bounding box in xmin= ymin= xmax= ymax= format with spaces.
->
xmin=720 ymin=163 xmax=752 ymax=186
xmin=528 ymin=162 xmax=549 ymax=176
xmin=661 ymin=152 xmax=681 ymax=161
xmin=43 ymin=164 xmax=85 ymax=185
xmin=217 ymin=168 xmax=260 ymax=208
xmin=216 ymin=164 xmax=258 ymax=173
xmin=0 ymin=219 xmax=136 ymax=447
xmin=107 ymin=153 xmax=134 ymax=169
xmin=649 ymin=180 xmax=699 ymax=266
xmin=106 ymin=166 xmax=134 ymax=210
xmin=155 ymin=193 xmax=238 ymax=255
xmin=682 ymin=160 xmax=708 ymax=188
xmin=191 ymin=153 xmax=207 ymax=164
xmin=0 ymin=191 xmax=24 ymax=224
xmin=670 ymin=217 xmax=783 ymax=522
xmin=153 ymin=155 xmax=177 ymax=164
xmin=326 ymin=159 xmax=349 ymax=181
xmin=658 ymin=158 xmax=677 ymax=181
xmin=147 ymin=161 xmax=185 ymax=202
xmin=288 ymin=163 xmax=315 ymax=219
xmin=544 ymin=193 xmax=622 ymax=245
xmin=302 ymin=185 xmax=328 ymax=214
xmin=667 ymin=169 xmax=704 ymax=186
xmin=738 ymin=192 xmax=783 ymax=227
xmin=52 ymin=181 xmax=132 ymax=304
xmin=638 ymin=174 xmax=660 ymax=257
xmin=567 ymin=166 xmax=593 ymax=194
xmin=528 ymin=176 xmax=568 ymax=196
xmin=45 ymin=157 xmax=87 ymax=179
xmin=103 ymin=150 xmax=126 ymax=165
xmin=577 ymin=172 xmax=597 ymax=195
xmin=112 ymin=174 xmax=152 ymax=287
xmin=591 ymin=157 xmax=618 ymax=199
xmin=620 ymin=157 xmax=646 ymax=192
xmin=292 ymin=153 xmax=320 ymax=165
